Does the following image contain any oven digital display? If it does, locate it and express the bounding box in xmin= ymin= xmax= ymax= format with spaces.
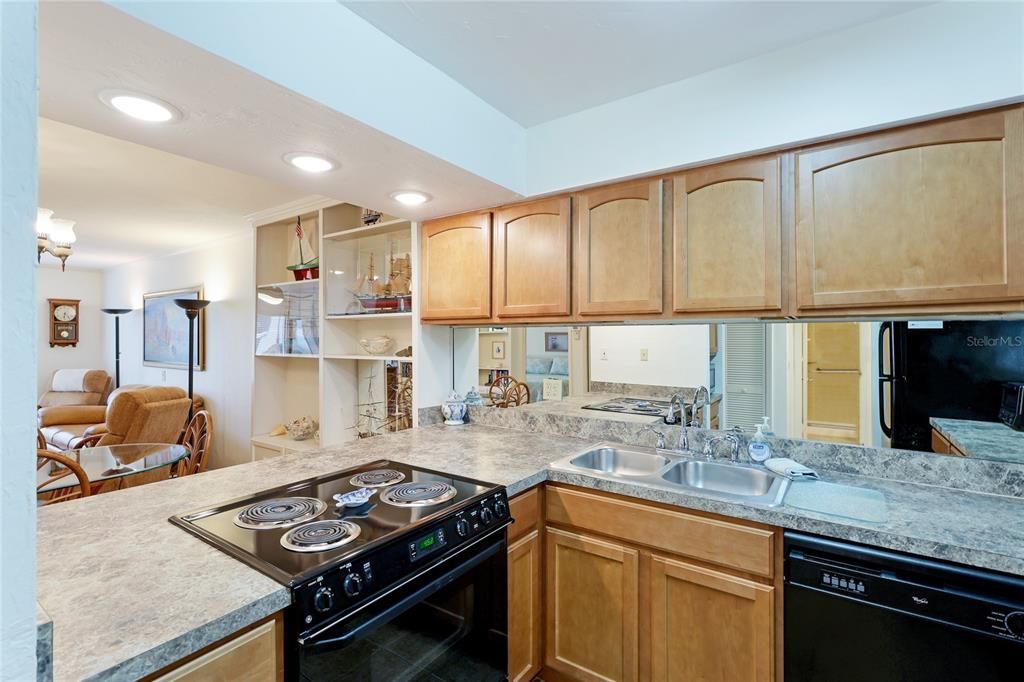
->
xmin=408 ymin=529 xmax=447 ymax=562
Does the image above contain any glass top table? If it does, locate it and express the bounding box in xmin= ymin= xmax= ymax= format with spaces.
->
xmin=38 ymin=443 xmax=190 ymax=493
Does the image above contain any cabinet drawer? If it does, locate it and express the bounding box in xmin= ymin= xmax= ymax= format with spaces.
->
xmin=150 ymin=617 xmax=281 ymax=681
xmin=508 ymin=487 xmax=542 ymax=543
xmin=545 ymin=486 xmax=774 ymax=577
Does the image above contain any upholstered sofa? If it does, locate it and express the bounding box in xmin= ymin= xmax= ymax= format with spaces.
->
xmin=39 ymin=385 xmax=198 ymax=451
xmin=38 ymin=369 xmax=113 ymax=409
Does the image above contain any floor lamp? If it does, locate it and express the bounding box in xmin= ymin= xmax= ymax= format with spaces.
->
xmin=173 ymin=298 xmax=210 ymax=421
xmin=100 ymin=308 xmax=131 ymax=388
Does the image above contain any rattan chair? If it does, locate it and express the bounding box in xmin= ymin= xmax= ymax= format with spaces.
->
xmin=488 ymin=376 xmax=531 ymax=408
xmin=36 ymin=449 xmax=92 ymax=505
xmin=176 ymin=410 xmax=213 ymax=476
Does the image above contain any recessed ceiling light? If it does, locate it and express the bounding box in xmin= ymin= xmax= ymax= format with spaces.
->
xmin=284 ymin=152 xmax=336 ymax=173
xmin=390 ymin=190 xmax=431 ymax=206
xmin=98 ymin=89 xmax=181 ymax=123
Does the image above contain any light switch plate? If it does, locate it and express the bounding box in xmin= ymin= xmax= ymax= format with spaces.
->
xmin=640 ymin=348 xmax=649 ymax=361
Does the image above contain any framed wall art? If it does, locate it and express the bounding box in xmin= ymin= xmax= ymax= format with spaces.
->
xmin=143 ymin=286 xmax=205 ymax=370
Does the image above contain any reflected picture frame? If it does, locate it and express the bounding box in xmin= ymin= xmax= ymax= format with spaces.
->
xmin=143 ymin=286 xmax=206 ymax=370
xmin=545 ymin=332 xmax=569 ymax=352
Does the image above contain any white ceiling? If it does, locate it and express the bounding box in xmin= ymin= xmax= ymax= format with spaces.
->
xmin=38 ymin=0 xmax=523 ymax=264
xmin=38 ymin=118 xmax=307 ymax=269
xmin=343 ymin=1 xmax=927 ymax=126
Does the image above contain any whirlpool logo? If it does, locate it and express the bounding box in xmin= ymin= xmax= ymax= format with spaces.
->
xmin=966 ymin=335 xmax=1024 ymax=347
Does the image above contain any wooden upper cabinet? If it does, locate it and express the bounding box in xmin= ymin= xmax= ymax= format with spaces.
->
xmin=649 ymin=555 xmax=774 ymax=682
xmin=794 ymin=107 xmax=1024 ymax=311
xmin=575 ymin=180 xmax=663 ymax=316
xmin=420 ymin=212 xmax=492 ymax=320
xmin=672 ymin=156 xmax=782 ymax=312
xmin=494 ymin=197 xmax=572 ymax=318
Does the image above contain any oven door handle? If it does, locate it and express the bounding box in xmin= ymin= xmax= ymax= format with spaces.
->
xmin=301 ymin=528 xmax=505 ymax=651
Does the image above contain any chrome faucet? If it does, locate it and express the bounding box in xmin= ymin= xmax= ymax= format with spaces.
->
xmin=703 ymin=433 xmax=740 ymax=462
xmin=664 ymin=393 xmax=686 ymax=425
xmin=641 ymin=424 xmax=667 ymax=449
xmin=677 ymin=425 xmax=690 ymax=453
xmin=691 ymin=385 xmax=711 ymax=429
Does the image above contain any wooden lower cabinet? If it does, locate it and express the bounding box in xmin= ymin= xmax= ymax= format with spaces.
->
xmin=508 ymin=487 xmax=544 ymax=681
xmin=148 ymin=614 xmax=283 ymax=681
xmin=532 ymin=486 xmax=779 ymax=682
xmin=545 ymin=526 xmax=639 ymax=682
xmin=649 ymin=555 xmax=775 ymax=682
xmin=509 ymin=529 xmax=543 ymax=682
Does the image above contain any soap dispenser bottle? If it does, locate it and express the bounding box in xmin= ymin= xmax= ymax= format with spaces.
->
xmin=748 ymin=422 xmax=772 ymax=463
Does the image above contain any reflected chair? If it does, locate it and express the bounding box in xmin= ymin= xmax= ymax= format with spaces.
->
xmin=488 ymin=376 xmax=531 ymax=408
xmin=36 ymin=449 xmax=92 ymax=505
xmin=176 ymin=410 xmax=213 ymax=476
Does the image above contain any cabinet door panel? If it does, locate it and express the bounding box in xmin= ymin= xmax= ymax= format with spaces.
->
xmin=576 ymin=180 xmax=663 ymax=316
xmin=495 ymin=197 xmax=571 ymax=318
xmin=673 ymin=157 xmax=782 ymax=312
xmin=420 ymin=212 xmax=492 ymax=320
xmin=508 ymin=529 xmax=542 ymax=682
xmin=546 ymin=527 xmax=639 ymax=682
xmin=795 ymin=107 xmax=1024 ymax=310
xmin=650 ymin=555 xmax=774 ymax=682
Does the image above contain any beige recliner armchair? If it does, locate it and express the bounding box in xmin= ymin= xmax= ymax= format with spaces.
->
xmin=39 ymin=385 xmax=194 ymax=451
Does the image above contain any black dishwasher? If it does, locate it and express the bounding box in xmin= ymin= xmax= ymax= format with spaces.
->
xmin=785 ymin=532 xmax=1024 ymax=682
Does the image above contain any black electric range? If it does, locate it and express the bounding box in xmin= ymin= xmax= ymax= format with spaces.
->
xmin=170 ymin=460 xmax=511 ymax=681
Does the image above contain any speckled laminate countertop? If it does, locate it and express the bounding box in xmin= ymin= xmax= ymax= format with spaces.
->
xmin=37 ymin=423 xmax=1024 ymax=681
xmin=931 ymin=417 xmax=1024 ymax=463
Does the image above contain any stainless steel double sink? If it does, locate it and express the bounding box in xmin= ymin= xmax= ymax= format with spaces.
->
xmin=551 ymin=442 xmax=789 ymax=507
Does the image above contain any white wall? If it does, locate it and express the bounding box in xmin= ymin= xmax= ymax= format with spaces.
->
xmin=590 ymin=325 xmax=709 ymax=388
xmin=36 ymin=266 xmax=106 ymax=396
xmin=527 ymin=2 xmax=1024 ymax=194
xmin=0 ymin=1 xmax=38 ymax=677
xmin=113 ymin=2 xmax=1023 ymax=200
xmin=103 ymin=230 xmax=254 ymax=469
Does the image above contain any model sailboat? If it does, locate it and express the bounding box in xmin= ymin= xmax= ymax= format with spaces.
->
xmin=287 ymin=215 xmax=319 ymax=280
xmin=350 ymin=251 xmax=412 ymax=313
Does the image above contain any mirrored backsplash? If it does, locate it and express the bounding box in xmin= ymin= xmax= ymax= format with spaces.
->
xmin=452 ymin=319 xmax=1024 ymax=466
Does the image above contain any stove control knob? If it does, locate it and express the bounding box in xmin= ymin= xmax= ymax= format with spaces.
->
xmin=456 ymin=518 xmax=470 ymax=537
xmin=343 ymin=573 xmax=364 ymax=598
xmin=1005 ymin=611 xmax=1024 ymax=637
xmin=494 ymin=500 xmax=508 ymax=518
xmin=313 ymin=587 xmax=334 ymax=613
xmin=480 ymin=507 xmax=494 ymax=526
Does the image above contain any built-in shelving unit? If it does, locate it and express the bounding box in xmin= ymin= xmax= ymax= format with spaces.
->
xmin=477 ymin=329 xmax=510 ymax=387
xmin=249 ymin=198 xmax=420 ymax=461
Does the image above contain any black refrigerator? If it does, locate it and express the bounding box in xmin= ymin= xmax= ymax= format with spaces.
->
xmin=878 ymin=320 xmax=1024 ymax=451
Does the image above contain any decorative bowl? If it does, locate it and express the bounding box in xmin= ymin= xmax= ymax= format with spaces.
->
xmin=359 ymin=336 xmax=394 ymax=355
xmin=285 ymin=416 xmax=319 ymax=441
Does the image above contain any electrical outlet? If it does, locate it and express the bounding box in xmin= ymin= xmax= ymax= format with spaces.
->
xmin=600 ymin=350 xmax=608 ymax=361
xmin=161 ymin=370 xmax=167 ymax=382
xmin=640 ymin=348 xmax=649 ymax=362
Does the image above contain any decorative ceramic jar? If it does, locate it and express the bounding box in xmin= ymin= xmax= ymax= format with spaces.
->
xmin=464 ymin=388 xmax=484 ymax=406
xmin=441 ymin=391 xmax=468 ymax=426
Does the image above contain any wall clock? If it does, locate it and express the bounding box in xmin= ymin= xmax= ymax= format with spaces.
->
xmin=48 ymin=298 xmax=80 ymax=348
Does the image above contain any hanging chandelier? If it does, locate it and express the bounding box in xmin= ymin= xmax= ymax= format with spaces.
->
xmin=36 ymin=208 xmax=76 ymax=271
